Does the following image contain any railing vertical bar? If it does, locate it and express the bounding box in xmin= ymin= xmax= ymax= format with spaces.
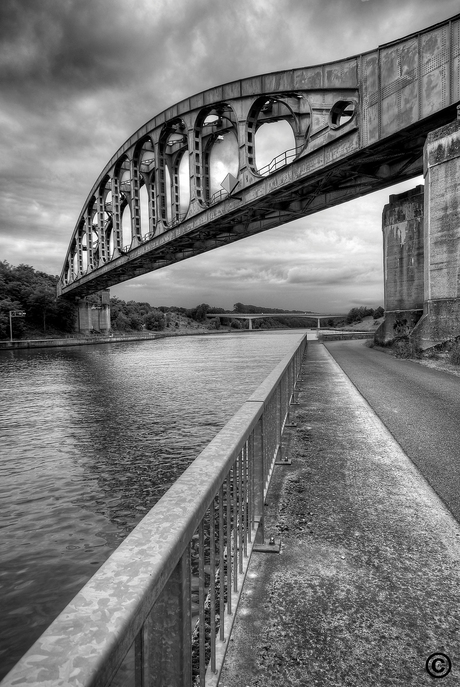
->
xmin=233 ymin=460 xmax=238 ymax=591
xmin=263 ymin=408 xmax=268 ymax=499
xmin=198 ymin=521 xmax=205 ymax=686
xmin=242 ymin=444 xmax=248 ymax=557
xmin=269 ymin=392 xmax=274 ymax=463
xmin=282 ymin=373 xmax=287 ymax=424
xmin=277 ymin=383 xmax=281 ymax=444
xmin=253 ymin=416 xmax=264 ymax=543
xmin=238 ymin=451 xmax=243 ymax=572
xmin=226 ymin=472 xmax=232 ymax=614
xmin=210 ymin=497 xmax=216 ymax=675
xmin=279 ymin=384 xmax=283 ymax=446
xmin=248 ymin=433 xmax=254 ymax=541
xmin=269 ymin=397 xmax=272 ymax=476
xmin=219 ymin=484 xmax=225 ymax=641
xmin=134 ymin=629 xmax=143 ymax=687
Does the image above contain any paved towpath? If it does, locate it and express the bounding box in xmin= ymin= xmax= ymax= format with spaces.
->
xmin=219 ymin=341 xmax=460 ymax=686
xmin=325 ymin=339 xmax=460 ymax=524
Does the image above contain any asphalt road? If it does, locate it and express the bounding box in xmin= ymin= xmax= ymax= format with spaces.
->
xmin=324 ymin=339 xmax=460 ymax=524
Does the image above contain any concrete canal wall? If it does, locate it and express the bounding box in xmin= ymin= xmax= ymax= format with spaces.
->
xmin=0 ymin=329 xmax=230 ymax=351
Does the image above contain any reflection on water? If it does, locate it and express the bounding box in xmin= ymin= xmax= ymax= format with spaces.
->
xmin=0 ymin=331 xmax=303 ymax=677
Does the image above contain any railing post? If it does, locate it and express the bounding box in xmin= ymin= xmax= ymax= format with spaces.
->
xmin=276 ymin=385 xmax=281 ymax=450
xmin=144 ymin=549 xmax=192 ymax=686
xmin=253 ymin=417 xmax=265 ymax=544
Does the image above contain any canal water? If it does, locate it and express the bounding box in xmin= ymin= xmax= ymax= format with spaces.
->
xmin=0 ymin=330 xmax=305 ymax=678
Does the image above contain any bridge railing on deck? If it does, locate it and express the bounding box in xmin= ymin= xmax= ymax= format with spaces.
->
xmin=2 ymin=334 xmax=307 ymax=687
xmin=257 ymin=146 xmax=299 ymax=177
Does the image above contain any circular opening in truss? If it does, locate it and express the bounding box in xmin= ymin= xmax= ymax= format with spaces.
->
xmin=209 ymin=131 xmax=239 ymax=198
xmin=140 ymin=147 xmax=155 ymax=171
xmin=164 ymin=122 xmax=188 ymax=154
xmin=108 ymin=229 xmax=114 ymax=258
xmin=140 ymin=184 xmax=150 ymax=236
xmin=203 ymin=114 xmax=220 ymax=126
xmin=178 ymin=153 xmax=190 ymax=215
xmin=196 ymin=104 xmax=237 ymax=205
xmin=255 ymin=119 xmax=296 ymax=176
xmin=164 ymin=165 xmax=173 ymax=223
xmin=120 ymin=169 xmax=131 ymax=187
xmin=105 ymin=190 xmax=112 ymax=211
xmin=329 ymin=100 xmax=356 ymax=129
xmin=121 ymin=205 xmax=132 ymax=250
xmin=72 ymin=252 xmax=78 ymax=278
xmin=161 ymin=121 xmax=188 ymax=224
xmin=81 ymin=232 xmax=88 ymax=272
xmin=91 ymin=227 xmax=98 ymax=248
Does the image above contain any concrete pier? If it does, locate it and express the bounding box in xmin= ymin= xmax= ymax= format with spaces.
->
xmin=219 ymin=341 xmax=460 ymax=686
xmin=412 ymin=119 xmax=460 ymax=349
xmin=76 ymin=289 xmax=111 ymax=334
xmin=377 ymin=118 xmax=460 ymax=349
xmin=375 ymin=186 xmax=424 ymax=345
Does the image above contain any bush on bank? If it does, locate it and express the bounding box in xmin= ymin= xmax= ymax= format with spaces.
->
xmin=110 ymin=297 xmax=165 ymax=332
xmin=448 ymin=341 xmax=460 ymax=365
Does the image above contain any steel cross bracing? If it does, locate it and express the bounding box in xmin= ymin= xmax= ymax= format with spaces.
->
xmin=58 ymin=13 xmax=460 ymax=298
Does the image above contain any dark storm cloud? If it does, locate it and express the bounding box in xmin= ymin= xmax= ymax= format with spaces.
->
xmin=0 ymin=0 xmax=170 ymax=92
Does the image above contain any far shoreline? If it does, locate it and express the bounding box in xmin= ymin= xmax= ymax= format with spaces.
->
xmin=0 ymin=318 xmax=379 ymax=352
xmin=0 ymin=326 xmax=308 ymax=351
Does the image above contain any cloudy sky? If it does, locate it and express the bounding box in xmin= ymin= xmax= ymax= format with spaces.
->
xmin=1 ymin=0 xmax=458 ymax=312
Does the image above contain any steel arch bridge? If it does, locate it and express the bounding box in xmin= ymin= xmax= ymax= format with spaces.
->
xmin=58 ymin=13 xmax=460 ymax=299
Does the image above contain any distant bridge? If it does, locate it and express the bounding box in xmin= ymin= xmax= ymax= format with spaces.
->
xmin=206 ymin=312 xmax=345 ymax=329
xmin=57 ymin=14 xmax=460 ymax=300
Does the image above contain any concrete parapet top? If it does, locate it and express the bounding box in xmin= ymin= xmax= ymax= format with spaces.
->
xmin=424 ymin=118 xmax=460 ymax=169
xmin=426 ymin=116 xmax=460 ymax=143
xmin=387 ymin=184 xmax=424 ymax=205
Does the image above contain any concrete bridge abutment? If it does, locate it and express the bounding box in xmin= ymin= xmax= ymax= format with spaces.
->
xmin=412 ymin=119 xmax=460 ymax=349
xmin=374 ymin=186 xmax=424 ymax=345
xmin=376 ymin=117 xmax=460 ymax=350
xmin=75 ymin=289 xmax=111 ymax=335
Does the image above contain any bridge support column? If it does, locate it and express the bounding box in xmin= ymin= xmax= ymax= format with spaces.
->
xmin=375 ymin=186 xmax=424 ymax=345
xmin=248 ymin=318 xmax=253 ymax=330
xmin=75 ymin=289 xmax=111 ymax=335
xmin=411 ymin=119 xmax=460 ymax=350
xmin=76 ymin=299 xmax=93 ymax=334
xmin=97 ymin=289 xmax=111 ymax=333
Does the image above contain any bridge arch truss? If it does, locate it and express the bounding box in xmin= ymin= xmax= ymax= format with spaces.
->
xmin=59 ymin=14 xmax=460 ymax=298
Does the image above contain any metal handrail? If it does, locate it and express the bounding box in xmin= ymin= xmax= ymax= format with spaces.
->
xmin=257 ymin=146 xmax=299 ymax=177
xmin=1 ymin=334 xmax=307 ymax=687
xmin=166 ymin=212 xmax=187 ymax=228
xmin=208 ymin=188 xmax=229 ymax=206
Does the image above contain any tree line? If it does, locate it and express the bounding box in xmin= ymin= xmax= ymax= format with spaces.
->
xmin=0 ymin=262 xmax=76 ymax=339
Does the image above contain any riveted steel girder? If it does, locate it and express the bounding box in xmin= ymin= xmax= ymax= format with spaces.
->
xmin=58 ymin=13 xmax=460 ymax=298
